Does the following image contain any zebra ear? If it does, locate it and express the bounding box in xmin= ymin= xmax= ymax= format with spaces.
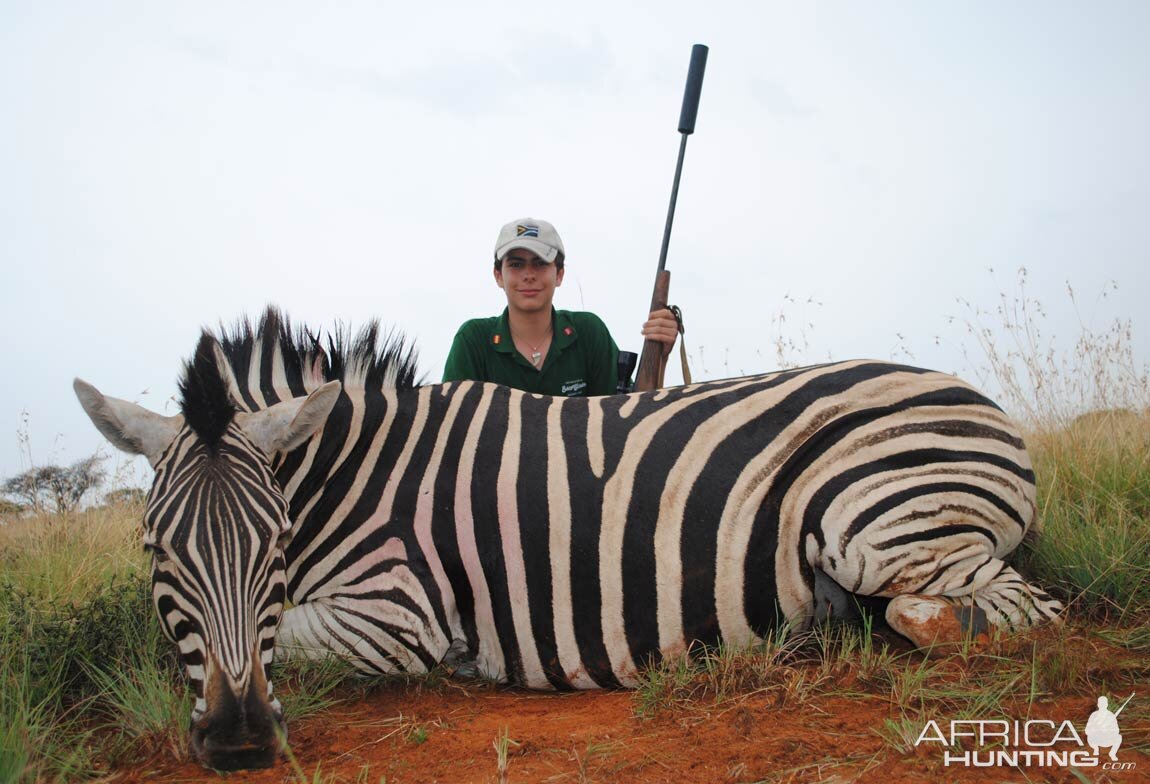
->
xmin=235 ymin=381 xmax=342 ymax=456
xmin=73 ymin=378 xmax=184 ymax=467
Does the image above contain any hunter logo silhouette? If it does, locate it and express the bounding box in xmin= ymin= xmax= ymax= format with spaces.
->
xmin=1086 ymin=694 xmax=1133 ymax=762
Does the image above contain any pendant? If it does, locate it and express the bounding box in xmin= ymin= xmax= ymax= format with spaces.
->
xmin=531 ymin=351 xmax=542 ymax=367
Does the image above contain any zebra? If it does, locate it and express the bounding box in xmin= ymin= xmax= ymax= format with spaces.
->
xmin=75 ymin=308 xmax=1061 ymax=770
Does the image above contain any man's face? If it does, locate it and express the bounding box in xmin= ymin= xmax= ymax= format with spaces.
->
xmin=495 ymin=249 xmax=564 ymax=314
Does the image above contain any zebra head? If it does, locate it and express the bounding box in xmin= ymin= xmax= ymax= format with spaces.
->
xmin=74 ymin=335 xmax=341 ymax=770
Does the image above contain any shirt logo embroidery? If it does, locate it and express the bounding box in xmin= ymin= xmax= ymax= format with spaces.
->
xmin=563 ymin=327 xmax=573 ymax=336
xmin=561 ymin=380 xmax=587 ymax=396
xmin=492 ymin=334 xmax=501 ymax=344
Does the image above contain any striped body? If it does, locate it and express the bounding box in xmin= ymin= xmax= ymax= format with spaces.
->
xmin=254 ymin=357 xmax=1042 ymax=689
xmin=77 ymin=311 xmax=1060 ymax=768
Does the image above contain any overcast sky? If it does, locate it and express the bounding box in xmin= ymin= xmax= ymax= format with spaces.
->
xmin=2 ymin=1 xmax=1148 ymax=486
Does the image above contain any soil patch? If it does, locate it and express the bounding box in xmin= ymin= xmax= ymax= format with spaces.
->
xmin=112 ymin=677 xmax=1150 ymax=783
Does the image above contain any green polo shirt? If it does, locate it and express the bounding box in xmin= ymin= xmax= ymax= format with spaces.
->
xmin=443 ymin=308 xmax=619 ymax=396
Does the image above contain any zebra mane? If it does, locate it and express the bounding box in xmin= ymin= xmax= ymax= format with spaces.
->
xmin=178 ymin=333 xmax=239 ymax=451
xmin=206 ymin=307 xmax=422 ymax=411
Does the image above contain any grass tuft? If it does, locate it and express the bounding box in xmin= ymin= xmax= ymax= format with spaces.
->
xmin=634 ymin=626 xmax=822 ymax=719
xmin=273 ymin=655 xmax=363 ymax=722
xmin=492 ymin=725 xmax=519 ymax=784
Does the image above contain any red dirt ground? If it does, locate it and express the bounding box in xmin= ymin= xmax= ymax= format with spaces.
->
xmin=111 ymin=678 xmax=1149 ymax=784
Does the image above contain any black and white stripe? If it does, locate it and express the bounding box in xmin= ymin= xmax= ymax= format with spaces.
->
xmin=144 ymin=336 xmax=290 ymax=724
xmin=203 ymin=309 xmax=1059 ymax=691
xmin=146 ymin=425 xmax=288 ymax=720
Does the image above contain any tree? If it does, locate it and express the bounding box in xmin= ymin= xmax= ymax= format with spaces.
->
xmin=0 ymin=497 xmax=25 ymax=517
xmin=103 ymin=487 xmax=147 ymax=508
xmin=2 ymin=455 xmax=107 ymax=514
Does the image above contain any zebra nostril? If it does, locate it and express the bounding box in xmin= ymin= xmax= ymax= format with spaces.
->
xmin=193 ymin=737 xmax=280 ymax=771
xmin=190 ymin=715 xmax=284 ymax=771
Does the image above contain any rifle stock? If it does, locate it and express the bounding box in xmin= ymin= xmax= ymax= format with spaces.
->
xmin=633 ymin=270 xmax=670 ymax=392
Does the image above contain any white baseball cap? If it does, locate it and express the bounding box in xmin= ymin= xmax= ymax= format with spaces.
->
xmin=494 ymin=218 xmax=565 ymax=263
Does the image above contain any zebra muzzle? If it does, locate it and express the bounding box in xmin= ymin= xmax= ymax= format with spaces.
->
xmin=190 ymin=652 xmax=285 ymax=770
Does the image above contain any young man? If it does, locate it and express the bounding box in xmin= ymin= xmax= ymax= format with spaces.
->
xmin=443 ymin=217 xmax=680 ymax=396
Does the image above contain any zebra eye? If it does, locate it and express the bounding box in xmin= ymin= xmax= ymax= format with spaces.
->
xmin=144 ymin=542 xmax=170 ymax=563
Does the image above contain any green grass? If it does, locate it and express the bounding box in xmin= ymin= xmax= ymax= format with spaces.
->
xmin=632 ymin=625 xmax=816 ymax=718
xmin=81 ymin=637 xmax=193 ymax=765
xmin=1018 ymin=415 xmax=1150 ymax=619
xmin=0 ymin=614 xmax=87 ymax=783
xmin=273 ymin=654 xmax=364 ymax=722
xmin=0 ymin=502 xmax=184 ymax=780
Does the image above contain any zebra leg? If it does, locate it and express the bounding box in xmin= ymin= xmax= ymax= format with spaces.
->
xmin=813 ymin=568 xmax=864 ymax=624
xmin=440 ymin=637 xmax=481 ymax=680
xmin=884 ymin=558 xmax=1062 ymax=648
xmin=274 ymin=601 xmax=448 ymax=675
xmin=885 ymin=596 xmax=991 ymax=647
xmin=275 ymin=604 xmax=342 ymax=663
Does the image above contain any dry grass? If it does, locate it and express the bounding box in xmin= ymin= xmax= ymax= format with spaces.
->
xmin=0 ymin=499 xmax=147 ymax=605
xmin=958 ymin=268 xmax=1149 ymax=430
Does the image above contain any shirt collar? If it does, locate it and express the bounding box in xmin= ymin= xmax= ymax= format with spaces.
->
xmin=491 ymin=308 xmax=579 ymax=353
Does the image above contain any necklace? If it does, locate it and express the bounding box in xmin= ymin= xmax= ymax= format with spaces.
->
xmin=512 ymin=327 xmax=551 ymax=368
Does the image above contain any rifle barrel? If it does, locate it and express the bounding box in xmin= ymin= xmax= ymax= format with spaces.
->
xmin=656 ymin=133 xmax=689 ymax=275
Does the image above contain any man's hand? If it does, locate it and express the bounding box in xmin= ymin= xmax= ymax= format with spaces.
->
xmin=642 ymin=308 xmax=679 ymax=358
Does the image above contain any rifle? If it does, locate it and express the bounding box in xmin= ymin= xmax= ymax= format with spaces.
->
xmin=633 ymin=44 xmax=708 ymax=392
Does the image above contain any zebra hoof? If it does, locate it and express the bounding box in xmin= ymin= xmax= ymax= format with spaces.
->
xmin=453 ymin=660 xmax=481 ymax=680
xmin=886 ymin=596 xmax=989 ymax=649
xmin=441 ymin=638 xmax=481 ymax=680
